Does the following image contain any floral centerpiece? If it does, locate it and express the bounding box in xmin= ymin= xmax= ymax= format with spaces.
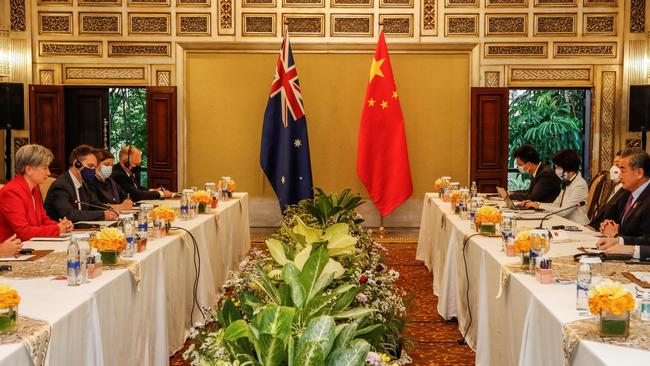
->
xmin=149 ymin=205 xmax=176 ymax=234
xmin=514 ymin=230 xmax=532 ymax=270
xmin=191 ymin=190 xmax=212 ymax=213
xmin=218 ymin=179 xmax=237 ymax=193
xmin=588 ymin=279 xmax=635 ymax=337
xmin=434 ymin=178 xmax=444 ymax=193
xmin=475 ymin=206 xmax=501 ymax=235
xmin=0 ymin=284 xmax=20 ymax=333
xmin=450 ymin=190 xmax=461 ymax=212
xmin=91 ymin=227 xmax=127 ymax=265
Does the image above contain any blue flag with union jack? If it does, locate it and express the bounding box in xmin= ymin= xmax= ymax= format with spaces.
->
xmin=260 ymin=35 xmax=314 ymax=211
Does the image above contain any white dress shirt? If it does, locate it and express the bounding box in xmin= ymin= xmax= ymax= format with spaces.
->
xmin=69 ymin=171 xmax=82 ymax=210
xmin=539 ymin=171 xmax=589 ymax=225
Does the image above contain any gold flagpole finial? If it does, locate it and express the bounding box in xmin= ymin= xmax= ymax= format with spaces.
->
xmin=378 ymin=21 xmax=385 ymax=34
xmin=284 ymin=20 xmax=290 ymax=37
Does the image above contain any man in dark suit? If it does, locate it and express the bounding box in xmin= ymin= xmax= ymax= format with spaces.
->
xmin=44 ymin=145 xmax=119 ymax=223
xmin=588 ymin=152 xmax=625 ymax=228
xmin=509 ymin=145 xmax=561 ymax=203
xmin=111 ymin=146 xmax=172 ymax=202
xmin=597 ymin=147 xmax=650 ymax=260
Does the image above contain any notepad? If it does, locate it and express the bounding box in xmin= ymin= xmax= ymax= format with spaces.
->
xmin=630 ymin=272 xmax=650 ymax=283
xmin=30 ymin=236 xmax=70 ymax=242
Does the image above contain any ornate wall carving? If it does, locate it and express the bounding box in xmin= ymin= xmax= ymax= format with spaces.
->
xmin=445 ymin=0 xmax=478 ymax=7
xmin=485 ymin=71 xmax=500 ymax=86
xmin=129 ymin=14 xmax=171 ymax=34
xmin=37 ymin=0 xmax=71 ymax=3
xmin=177 ymin=13 xmax=211 ymax=36
xmin=80 ymin=0 xmax=122 ymax=4
xmin=11 ymin=0 xmax=26 ymax=32
xmin=534 ymin=0 xmax=575 ymax=6
xmin=626 ymin=139 xmax=642 ymax=148
xmin=445 ymin=14 xmax=478 ymax=36
xmin=554 ymin=42 xmax=616 ymax=57
xmin=242 ymin=13 xmax=276 ymax=36
xmin=510 ymin=67 xmax=591 ymax=81
xmin=380 ymin=14 xmax=414 ymax=36
xmin=282 ymin=0 xmax=324 ymax=6
xmin=177 ymin=0 xmax=209 ymax=5
xmin=39 ymin=13 xmax=73 ymax=34
xmin=108 ymin=42 xmax=172 ymax=56
xmin=583 ymin=0 xmax=616 ymax=5
xmin=39 ymin=70 xmax=54 ymax=85
xmin=157 ymin=71 xmax=171 ymax=86
xmin=485 ymin=14 xmax=527 ymax=36
xmin=283 ymin=14 xmax=325 ymax=36
xmin=421 ymin=0 xmax=437 ymax=34
xmin=534 ymin=14 xmax=576 ymax=35
xmin=64 ymin=66 xmax=147 ymax=82
xmin=380 ymin=0 xmax=413 ymax=6
xmin=218 ymin=0 xmax=234 ymax=34
xmin=80 ymin=13 xmax=122 ymax=35
xmin=583 ymin=14 xmax=616 ymax=35
xmin=331 ymin=14 xmax=373 ymax=36
xmin=243 ymin=0 xmax=276 ymax=5
xmin=484 ymin=43 xmax=547 ymax=57
xmin=599 ymin=71 xmax=616 ymax=170
xmin=486 ymin=0 xmax=527 ymax=6
xmin=39 ymin=41 xmax=103 ymax=57
xmin=630 ymin=0 xmax=645 ymax=33
xmin=128 ymin=0 xmax=170 ymax=5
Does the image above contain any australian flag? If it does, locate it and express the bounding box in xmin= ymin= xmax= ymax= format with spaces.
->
xmin=260 ymin=34 xmax=314 ymax=212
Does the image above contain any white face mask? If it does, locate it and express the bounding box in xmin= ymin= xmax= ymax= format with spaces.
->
xmin=555 ymin=168 xmax=566 ymax=180
xmin=517 ymin=164 xmax=527 ymax=174
xmin=609 ymin=165 xmax=620 ymax=182
xmin=99 ymin=165 xmax=113 ymax=180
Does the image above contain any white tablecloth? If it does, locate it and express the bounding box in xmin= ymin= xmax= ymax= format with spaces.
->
xmin=0 ymin=193 xmax=250 ymax=366
xmin=417 ymin=193 xmax=650 ymax=366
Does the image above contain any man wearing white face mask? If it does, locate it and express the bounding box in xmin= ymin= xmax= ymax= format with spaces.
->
xmin=89 ymin=149 xmax=133 ymax=212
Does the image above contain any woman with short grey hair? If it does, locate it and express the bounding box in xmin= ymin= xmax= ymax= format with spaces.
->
xmin=0 ymin=144 xmax=73 ymax=242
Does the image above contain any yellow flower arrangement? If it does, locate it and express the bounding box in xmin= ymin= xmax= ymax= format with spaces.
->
xmin=91 ymin=227 xmax=127 ymax=252
xmin=149 ymin=205 xmax=176 ymax=223
xmin=475 ymin=206 xmax=501 ymax=225
xmin=434 ymin=178 xmax=443 ymax=193
xmin=513 ymin=230 xmax=531 ymax=254
xmin=218 ymin=179 xmax=237 ymax=192
xmin=450 ymin=190 xmax=461 ymax=204
xmin=191 ymin=190 xmax=212 ymax=205
xmin=588 ymin=279 xmax=635 ymax=316
xmin=0 ymin=284 xmax=20 ymax=309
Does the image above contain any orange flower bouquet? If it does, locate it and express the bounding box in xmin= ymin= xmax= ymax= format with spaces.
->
xmin=192 ymin=190 xmax=212 ymax=213
xmin=91 ymin=227 xmax=127 ymax=252
xmin=149 ymin=205 xmax=176 ymax=223
xmin=218 ymin=179 xmax=237 ymax=192
xmin=588 ymin=280 xmax=635 ymax=337
xmin=475 ymin=206 xmax=501 ymax=235
xmin=514 ymin=230 xmax=532 ymax=269
xmin=434 ymin=178 xmax=443 ymax=193
xmin=0 ymin=284 xmax=20 ymax=333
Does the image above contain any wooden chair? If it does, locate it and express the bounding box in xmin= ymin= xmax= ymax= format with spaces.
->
xmin=586 ymin=171 xmax=612 ymax=220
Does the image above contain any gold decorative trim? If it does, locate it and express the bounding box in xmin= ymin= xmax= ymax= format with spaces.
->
xmin=282 ymin=0 xmax=324 ymax=7
xmin=583 ymin=13 xmax=616 ymax=36
xmin=39 ymin=41 xmax=103 ymax=57
xmin=486 ymin=0 xmax=527 ymax=6
xmin=128 ymin=13 xmax=171 ymax=35
xmin=599 ymin=71 xmax=616 ymax=171
xmin=331 ymin=0 xmax=373 ymax=7
xmin=127 ymin=0 xmax=170 ymax=5
xmin=533 ymin=14 xmax=576 ymax=36
xmin=630 ymin=0 xmax=645 ymax=33
xmin=534 ymin=0 xmax=576 ymax=6
xmin=108 ymin=42 xmax=172 ymax=56
xmin=63 ymin=65 xmax=148 ymax=85
xmin=583 ymin=0 xmax=616 ymax=6
xmin=379 ymin=14 xmax=414 ymax=36
xmin=37 ymin=0 xmax=72 ymax=4
xmin=218 ymin=0 xmax=235 ymax=34
xmin=242 ymin=0 xmax=276 ymax=6
xmin=38 ymin=12 xmax=73 ymax=35
xmin=445 ymin=14 xmax=478 ymax=36
xmin=508 ymin=66 xmax=593 ymax=86
xmin=485 ymin=14 xmax=528 ymax=36
xmin=39 ymin=70 xmax=55 ymax=85
xmin=10 ymin=0 xmax=26 ymax=32
xmin=177 ymin=13 xmax=211 ymax=36
xmin=242 ymin=13 xmax=276 ymax=36
xmin=380 ymin=0 xmax=414 ymax=7
xmin=177 ymin=0 xmax=210 ymax=5
xmin=157 ymin=71 xmax=171 ymax=86
xmin=79 ymin=13 xmax=122 ymax=35
xmin=484 ymin=42 xmax=547 ymax=57
xmin=282 ymin=14 xmax=325 ymax=37
xmin=485 ymin=71 xmax=500 ymax=87
xmin=553 ymin=42 xmax=617 ymax=57
xmin=445 ymin=0 xmax=477 ymax=7
xmin=331 ymin=14 xmax=373 ymax=37
xmin=421 ymin=0 xmax=437 ymax=35
xmin=79 ymin=0 xmax=122 ymax=5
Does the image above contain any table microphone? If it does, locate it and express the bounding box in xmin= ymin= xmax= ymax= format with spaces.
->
xmin=537 ymin=201 xmax=585 ymax=229
xmin=74 ymin=200 xmax=119 ymax=217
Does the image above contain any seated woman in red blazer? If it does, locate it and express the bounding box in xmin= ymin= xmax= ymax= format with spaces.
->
xmin=0 ymin=144 xmax=73 ymax=242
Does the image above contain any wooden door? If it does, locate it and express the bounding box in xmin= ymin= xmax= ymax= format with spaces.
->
xmin=146 ymin=86 xmax=177 ymax=191
xmin=470 ymin=87 xmax=509 ymax=193
xmin=64 ymin=87 xmax=109 ymax=159
xmin=29 ymin=85 xmax=66 ymax=175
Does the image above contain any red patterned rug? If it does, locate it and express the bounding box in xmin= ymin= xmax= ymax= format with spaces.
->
xmin=170 ymin=234 xmax=475 ymax=366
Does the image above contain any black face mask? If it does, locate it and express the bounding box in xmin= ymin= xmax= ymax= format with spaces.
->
xmin=130 ymin=164 xmax=142 ymax=174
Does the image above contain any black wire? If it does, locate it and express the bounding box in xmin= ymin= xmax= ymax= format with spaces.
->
xmin=458 ymin=232 xmax=490 ymax=345
xmin=170 ymin=226 xmax=206 ymax=322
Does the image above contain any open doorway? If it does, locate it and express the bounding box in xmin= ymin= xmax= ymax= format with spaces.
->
xmin=507 ymin=88 xmax=591 ymax=191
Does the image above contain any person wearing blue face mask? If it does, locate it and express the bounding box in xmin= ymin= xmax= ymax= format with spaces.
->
xmin=44 ymin=145 xmax=119 ymax=222
xmin=509 ymin=144 xmax=562 ymax=203
xmin=89 ymin=149 xmax=133 ymax=212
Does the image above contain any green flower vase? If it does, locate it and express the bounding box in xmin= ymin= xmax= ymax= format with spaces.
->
xmin=600 ymin=310 xmax=629 ymax=337
xmin=100 ymin=250 xmax=118 ymax=266
xmin=0 ymin=306 xmax=17 ymax=333
xmin=198 ymin=203 xmax=206 ymax=214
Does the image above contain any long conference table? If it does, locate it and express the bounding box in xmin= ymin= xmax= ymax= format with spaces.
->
xmin=0 ymin=193 xmax=250 ymax=365
xmin=417 ymin=193 xmax=650 ymax=366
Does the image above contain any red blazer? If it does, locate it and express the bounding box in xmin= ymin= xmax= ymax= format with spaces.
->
xmin=0 ymin=174 xmax=60 ymax=242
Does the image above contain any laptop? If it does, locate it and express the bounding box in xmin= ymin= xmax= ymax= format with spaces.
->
xmin=496 ymin=187 xmax=537 ymax=211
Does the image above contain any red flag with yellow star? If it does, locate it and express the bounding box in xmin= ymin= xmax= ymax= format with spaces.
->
xmin=357 ymin=31 xmax=413 ymax=217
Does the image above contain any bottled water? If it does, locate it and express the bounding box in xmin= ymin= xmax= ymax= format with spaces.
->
xmin=67 ymin=236 xmax=81 ymax=286
xmin=120 ymin=214 xmax=136 ymax=258
xmin=641 ymin=290 xmax=650 ymax=321
xmin=576 ymin=257 xmax=602 ymax=312
xmin=76 ymin=233 xmax=90 ymax=284
xmin=138 ymin=204 xmax=153 ymax=238
xmin=500 ymin=212 xmax=515 ymax=252
xmin=180 ymin=189 xmax=192 ymax=220
xmin=470 ymin=181 xmax=477 ymax=198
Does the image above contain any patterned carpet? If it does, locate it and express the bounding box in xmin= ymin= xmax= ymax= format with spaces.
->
xmin=170 ymin=230 xmax=475 ymax=366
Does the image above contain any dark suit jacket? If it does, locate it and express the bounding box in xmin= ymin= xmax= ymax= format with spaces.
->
xmin=89 ymin=177 xmax=127 ymax=205
xmin=43 ymin=172 xmax=105 ymax=222
xmin=111 ymin=164 xmax=160 ymax=202
xmin=609 ymin=183 xmax=650 ymax=260
xmin=588 ymin=187 xmax=627 ymax=229
xmin=510 ymin=163 xmax=561 ymax=203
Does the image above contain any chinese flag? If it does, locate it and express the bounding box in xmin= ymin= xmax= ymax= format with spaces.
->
xmin=357 ymin=31 xmax=413 ymax=217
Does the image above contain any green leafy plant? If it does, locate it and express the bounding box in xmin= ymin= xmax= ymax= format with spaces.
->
xmin=300 ymin=188 xmax=364 ymax=226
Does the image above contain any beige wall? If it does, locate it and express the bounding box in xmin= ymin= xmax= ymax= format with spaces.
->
xmin=185 ymin=52 xmax=470 ymax=203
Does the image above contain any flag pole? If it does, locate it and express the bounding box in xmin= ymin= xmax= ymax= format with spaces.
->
xmin=377 ymin=20 xmax=388 ymax=239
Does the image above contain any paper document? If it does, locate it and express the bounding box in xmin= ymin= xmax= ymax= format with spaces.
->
xmin=0 ymin=254 xmax=36 ymax=261
xmin=630 ymin=272 xmax=650 ymax=283
xmin=30 ymin=236 xmax=70 ymax=242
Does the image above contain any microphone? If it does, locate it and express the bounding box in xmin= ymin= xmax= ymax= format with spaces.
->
xmin=74 ymin=200 xmax=119 ymax=217
xmin=537 ymin=201 xmax=585 ymax=229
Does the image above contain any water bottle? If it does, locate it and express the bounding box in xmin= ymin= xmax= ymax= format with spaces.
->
xmin=180 ymin=189 xmax=192 ymax=220
xmin=641 ymin=290 xmax=650 ymax=321
xmin=138 ymin=204 xmax=153 ymax=237
xmin=470 ymin=181 xmax=478 ymax=198
xmin=76 ymin=233 xmax=90 ymax=284
xmin=576 ymin=257 xmax=602 ymax=312
xmin=500 ymin=212 xmax=515 ymax=252
xmin=120 ymin=214 xmax=136 ymax=258
xmin=67 ymin=236 xmax=81 ymax=286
